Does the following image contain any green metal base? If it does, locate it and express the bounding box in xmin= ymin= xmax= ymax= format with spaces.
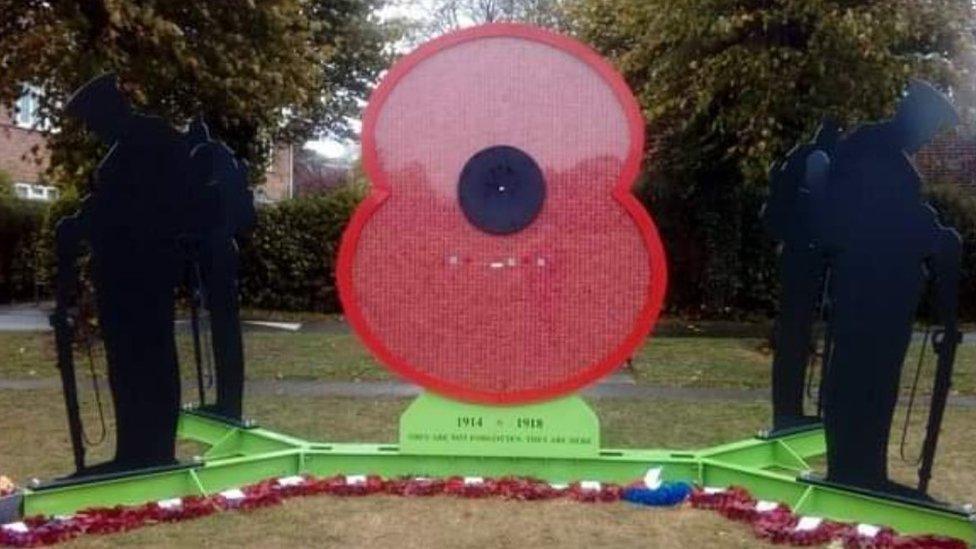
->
xmin=32 ymin=462 xmax=198 ymax=492
xmin=19 ymin=409 xmax=976 ymax=543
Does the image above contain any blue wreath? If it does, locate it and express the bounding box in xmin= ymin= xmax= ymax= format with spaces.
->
xmin=622 ymin=482 xmax=693 ymax=507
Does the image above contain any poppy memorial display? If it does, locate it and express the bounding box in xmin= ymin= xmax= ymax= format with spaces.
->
xmin=3 ymin=23 xmax=974 ymax=548
xmin=336 ymin=24 xmax=666 ymax=458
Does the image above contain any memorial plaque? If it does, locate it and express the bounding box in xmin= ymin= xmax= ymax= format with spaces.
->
xmin=399 ymin=393 xmax=599 ymax=458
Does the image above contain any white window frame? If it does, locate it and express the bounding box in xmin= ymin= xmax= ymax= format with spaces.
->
xmin=14 ymin=86 xmax=43 ymax=129
xmin=12 ymin=182 xmax=58 ymax=202
xmin=13 ymin=183 xmax=30 ymax=199
xmin=253 ymin=186 xmax=273 ymax=205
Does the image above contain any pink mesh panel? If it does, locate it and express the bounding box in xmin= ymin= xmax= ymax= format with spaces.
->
xmin=339 ymin=25 xmax=666 ymax=403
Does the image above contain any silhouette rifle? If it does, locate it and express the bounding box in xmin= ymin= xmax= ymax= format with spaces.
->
xmin=50 ymin=208 xmax=91 ymax=473
xmin=918 ymin=228 xmax=963 ymax=493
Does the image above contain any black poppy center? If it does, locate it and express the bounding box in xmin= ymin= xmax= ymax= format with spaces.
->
xmin=458 ymin=145 xmax=546 ymax=235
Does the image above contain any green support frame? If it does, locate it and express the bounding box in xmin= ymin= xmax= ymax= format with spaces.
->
xmin=20 ymin=410 xmax=975 ymax=544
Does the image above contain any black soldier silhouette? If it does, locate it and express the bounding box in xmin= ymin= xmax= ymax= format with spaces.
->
xmin=53 ymin=75 xmax=255 ymax=476
xmin=183 ymin=117 xmax=256 ymax=420
xmin=763 ymin=120 xmax=840 ymax=432
xmin=775 ymin=80 xmax=963 ymax=500
xmin=55 ymin=74 xmax=196 ymax=475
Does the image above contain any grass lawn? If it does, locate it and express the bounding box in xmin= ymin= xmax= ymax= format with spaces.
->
xmin=0 ymin=331 xmax=385 ymax=382
xmin=242 ymin=332 xmax=383 ymax=381
xmin=631 ymin=336 xmax=976 ymax=395
xmin=61 ymin=497 xmax=770 ymax=548
xmin=1 ymin=389 xmax=975 ymax=547
xmin=1 ymin=392 xmax=783 ymax=486
xmin=1 ymin=317 xmax=973 ymax=547
xmin=0 ymin=332 xmax=55 ymax=378
xmin=1 ymin=329 xmax=974 ymax=396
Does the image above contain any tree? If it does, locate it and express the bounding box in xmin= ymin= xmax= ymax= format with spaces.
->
xmin=417 ymin=0 xmax=571 ymax=36
xmin=0 ymin=0 xmax=391 ymax=191
xmin=571 ymin=0 xmax=976 ymax=315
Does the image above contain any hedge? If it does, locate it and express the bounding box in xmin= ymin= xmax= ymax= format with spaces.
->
xmin=240 ymin=180 xmax=975 ymax=321
xmin=0 ymin=173 xmax=48 ymax=303
xmin=639 ymin=174 xmax=780 ymax=320
xmin=11 ymin=177 xmax=976 ymax=322
xmin=925 ymin=183 xmax=976 ymax=322
xmin=641 ymin=176 xmax=976 ymax=322
xmin=13 ymin=185 xmax=364 ymax=312
xmin=238 ymin=184 xmax=366 ymax=312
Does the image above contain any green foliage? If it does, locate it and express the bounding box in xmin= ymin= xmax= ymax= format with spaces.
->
xmin=640 ymin=171 xmax=778 ymax=318
xmin=239 ymin=184 xmax=367 ymax=312
xmin=925 ymin=183 xmax=976 ymax=321
xmin=0 ymin=178 xmax=48 ymax=303
xmin=572 ymin=0 xmax=976 ymax=316
xmin=34 ymin=188 xmax=84 ymax=293
xmin=0 ymin=170 xmax=11 ymax=198
xmin=26 ymin=184 xmax=364 ymax=313
xmin=0 ymin=0 xmax=390 ymax=192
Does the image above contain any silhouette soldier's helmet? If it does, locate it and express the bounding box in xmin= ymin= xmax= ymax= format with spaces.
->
xmin=65 ymin=74 xmax=133 ymax=145
xmin=895 ymin=79 xmax=960 ymax=154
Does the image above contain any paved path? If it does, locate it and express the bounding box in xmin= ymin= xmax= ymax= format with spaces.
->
xmin=4 ymin=376 xmax=976 ymax=408
xmin=5 ymin=303 xmax=975 ymax=344
xmin=240 ymin=379 xmax=976 ymax=407
xmin=0 ymin=304 xmax=52 ymax=332
xmin=240 ymin=379 xmax=773 ymax=402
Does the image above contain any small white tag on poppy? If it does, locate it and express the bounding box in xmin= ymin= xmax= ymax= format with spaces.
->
xmin=489 ymin=262 xmax=505 ymax=269
xmin=549 ymin=482 xmax=568 ymax=490
xmin=2 ymin=522 xmax=29 ymax=534
xmin=53 ymin=515 xmax=74 ymax=522
xmin=463 ymin=476 xmax=484 ymax=486
xmin=157 ymin=498 xmax=182 ymax=510
xmin=794 ymin=516 xmax=823 ymax=531
xmin=413 ymin=476 xmax=431 ymax=482
xmin=643 ymin=468 xmax=663 ymax=490
xmin=755 ymin=500 xmax=778 ymax=513
xmin=703 ymin=486 xmax=725 ymax=495
xmin=579 ymin=480 xmax=602 ymax=492
xmin=345 ymin=475 xmax=367 ymax=485
xmin=857 ymin=524 xmax=881 ymax=538
xmin=276 ymin=475 xmax=305 ymax=487
xmin=219 ymin=488 xmax=246 ymax=501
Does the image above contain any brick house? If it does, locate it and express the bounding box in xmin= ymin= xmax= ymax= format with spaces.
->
xmin=292 ymin=147 xmax=351 ymax=196
xmin=0 ymin=93 xmax=55 ymax=201
xmin=1 ymin=90 xmax=296 ymax=203
xmin=915 ymin=130 xmax=976 ymax=190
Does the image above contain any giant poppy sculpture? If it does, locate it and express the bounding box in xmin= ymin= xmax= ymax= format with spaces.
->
xmin=337 ymin=24 xmax=668 ymax=404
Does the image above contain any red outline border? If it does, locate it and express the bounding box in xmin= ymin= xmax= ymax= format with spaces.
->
xmin=336 ymin=23 xmax=668 ymax=404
